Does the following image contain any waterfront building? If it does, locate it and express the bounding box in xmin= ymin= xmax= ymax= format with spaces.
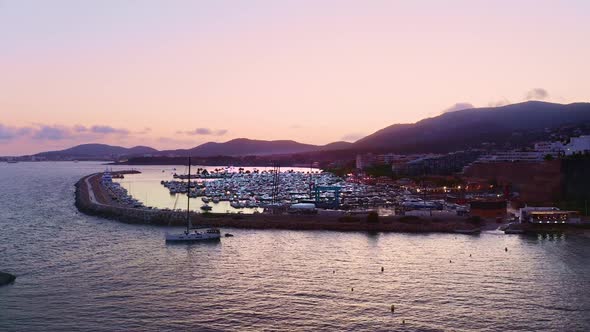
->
xmin=519 ymin=206 xmax=581 ymax=224
xmin=469 ymin=200 xmax=507 ymax=219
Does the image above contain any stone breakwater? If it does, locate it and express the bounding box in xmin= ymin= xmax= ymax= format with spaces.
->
xmin=75 ymin=173 xmax=484 ymax=233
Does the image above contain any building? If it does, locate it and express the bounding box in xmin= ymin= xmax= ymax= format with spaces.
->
xmin=564 ymin=135 xmax=590 ymax=155
xmin=519 ymin=206 xmax=581 ymax=224
xmin=395 ymin=151 xmax=481 ymax=176
xmin=475 ymin=151 xmax=547 ymax=163
xmin=534 ymin=141 xmax=565 ymax=154
xmin=356 ymin=154 xmax=375 ymax=170
xmin=469 ymin=200 xmax=507 ymax=219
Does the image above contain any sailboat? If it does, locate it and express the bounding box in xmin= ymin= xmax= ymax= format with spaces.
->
xmin=165 ymin=157 xmax=221 ymax=242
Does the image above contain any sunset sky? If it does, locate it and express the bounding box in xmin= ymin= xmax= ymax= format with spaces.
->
xmin=1 ymin=0 xmax=589 ymax=155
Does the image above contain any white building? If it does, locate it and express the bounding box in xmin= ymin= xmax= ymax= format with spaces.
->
xmin=476 ymin=151 xmax=547 ymax=163
xmin=519 ymin=206 xmax=581 ymax=224
xmin=534 ymin=141 xmax=565 ymax=154
xmin=564 ymin=135 xmax=590 ymax=155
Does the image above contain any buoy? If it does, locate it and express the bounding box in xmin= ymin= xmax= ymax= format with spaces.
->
xmin=351 ymin=287 xmax=354 ymax=292
xmin=381 ymin=266 xmax=384 ymax=272
xmin=333 ymin=270 xmax=335 ymax=274
xmin=391 ymin=304 xmax=395 ymax=312
xmin=449 ymin=260 xmax=452 ymax=263
xmin=505 ymin=247 xmax=508 ymax=252
xmin=469 ymin=254 xmax=472 ymax=257
xmin=402 ymin=320 xmax=405 ymax=324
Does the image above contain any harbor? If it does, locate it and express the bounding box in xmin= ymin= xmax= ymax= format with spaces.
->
xmin=76 ymin=166 xmax=499 ymax=233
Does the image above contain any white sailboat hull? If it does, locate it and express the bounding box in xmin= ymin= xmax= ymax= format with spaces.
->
xmin=165 ymin=231 xmax=221 ymax=242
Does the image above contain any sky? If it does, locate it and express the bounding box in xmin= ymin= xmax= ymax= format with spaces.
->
xmin=1 ymin=0 xmax=590 ymax=155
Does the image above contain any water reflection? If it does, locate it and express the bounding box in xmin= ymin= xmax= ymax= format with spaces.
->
xmin=114 ymin=165 xmax=318 ymax=214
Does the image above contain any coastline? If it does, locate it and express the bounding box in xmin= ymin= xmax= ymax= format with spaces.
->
xmin=75 ymin=172 xmax=491 ymax=233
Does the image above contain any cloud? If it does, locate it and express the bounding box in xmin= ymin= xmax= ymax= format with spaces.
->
xmin=441 ymin=102 xmax=474 ymax=114
xmin=136 ymin=127 xmax=152 ymax=135
xmin=0 ymin=123 xmax=133 ymax=142
xmin=0 ymin=124 xmax=35 ymax=141
xmin=341 ymin=133 xmax=365 ymax=142
xmin=32 ymin=125 xmax=72 ymax=140
xmin=487 ymin=99 xmax=510 ymax=107
xmin=0 ymin=124 xmax=17 ymax=140
xmin=89 ymin=125 xmax=129 ymax=135
xmin=73 ymin=125 xmax=87 ymax=132
xmin=185 ymin=128 xmax=228 ymax=136
xmin=525 ymin=88 xmax=549 ymax=100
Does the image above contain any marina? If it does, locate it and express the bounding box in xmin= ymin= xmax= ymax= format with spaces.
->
xmin=76 ymin=165 xmax=504 ymax=233
xmin=114 ymin=166 xmax=465 ymax=216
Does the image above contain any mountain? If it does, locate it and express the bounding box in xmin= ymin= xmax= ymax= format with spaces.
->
xmin=354 ymin=101 xmax=590 ymax=153
xmin=162 ymin=138 xmax=353 ymax=157
xmin=31 ymin=139 xmax=352 ymax=160
xmin=35 ymin=144 xmax=158 ymax=160
xmin=321 ymin=141 xmax=354 ymax=150
xmin=28 ymin=101 xmax=590 ymax=160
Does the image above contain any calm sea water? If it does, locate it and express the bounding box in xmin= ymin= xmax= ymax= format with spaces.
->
xmin=112 ymin=165 xmax=319 ymax=214
xmin=1 ymin=162 xmax=589 ymax=331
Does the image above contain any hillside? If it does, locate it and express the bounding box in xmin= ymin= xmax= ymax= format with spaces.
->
xmin=35 ymin=144 xmax=158 ymax=160
xmin=31 ymin=139 xmax=353 ymax=160
xmin=28 ymin=101 xmax=590 ymax=160
xmin=354 ymin=101 xmax=590 ymax=153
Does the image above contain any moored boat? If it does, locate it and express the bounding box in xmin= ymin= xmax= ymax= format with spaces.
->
xmin=165 ymin=158 xmax=221 ymax=242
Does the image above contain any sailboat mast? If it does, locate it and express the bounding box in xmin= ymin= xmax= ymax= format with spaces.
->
xmin=187 ymin=157 xmax=191 ymax=232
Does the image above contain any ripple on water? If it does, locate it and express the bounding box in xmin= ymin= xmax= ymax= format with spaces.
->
xmin=0 ymin=162 xmax=590 ymax=331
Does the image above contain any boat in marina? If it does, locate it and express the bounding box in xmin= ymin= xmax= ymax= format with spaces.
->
xmin=165 ymin=158 xmax=221 ymax=242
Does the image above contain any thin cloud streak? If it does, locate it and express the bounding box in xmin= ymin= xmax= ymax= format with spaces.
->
xmin=341 ymin=133 xmax=365 ymax=142
xmin=185 ymin=128 xmax=228 ymax=136
xmin=441 ymin=103 xmax=474 ymax=114
xmin=0 ymin=123 xmax=132 ymax=142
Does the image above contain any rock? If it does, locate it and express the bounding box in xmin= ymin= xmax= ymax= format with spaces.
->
xmin=0 ymin=271 xmax=16 ymax=286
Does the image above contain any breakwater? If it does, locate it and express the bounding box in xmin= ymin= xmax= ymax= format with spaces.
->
xmin=75 ymin=172 xmax=485 ymax=232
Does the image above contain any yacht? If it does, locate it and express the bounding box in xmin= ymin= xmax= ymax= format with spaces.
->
xmin=165 ymin=158 xmax=221 ymax=242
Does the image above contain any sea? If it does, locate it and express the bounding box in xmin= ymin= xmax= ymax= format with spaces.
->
xmin=1 ymin=162 xmax=589 ymax=331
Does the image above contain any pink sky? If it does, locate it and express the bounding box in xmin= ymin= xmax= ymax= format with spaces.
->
xmin=1 ymin=0 xmax=589 ymax=155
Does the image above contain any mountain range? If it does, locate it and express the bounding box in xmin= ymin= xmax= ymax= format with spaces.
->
xmin=27 ymin=101 xmax=590 ymax=160
xmin=355 ymin=101 xmax=590 ymax=153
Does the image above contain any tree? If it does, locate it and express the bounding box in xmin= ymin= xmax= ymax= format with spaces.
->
xmin=544 ymin=154 xmax=554 ymax=161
